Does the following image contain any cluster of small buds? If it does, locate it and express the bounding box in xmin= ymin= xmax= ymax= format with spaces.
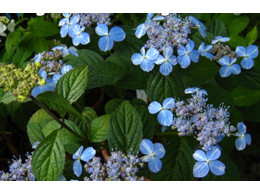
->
xmin=77 ymin=13 xmax=111 ymax=27
xmin=0 ymin=152 xmax=35 ymax=181
xmin=211 ymin=42 xmax=237 ymax=61
xmin=83 ymin=151 xmax=144 ymax=181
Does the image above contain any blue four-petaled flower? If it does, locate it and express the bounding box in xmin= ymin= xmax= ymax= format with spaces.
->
xmin=95 ymin=24 xmax=126 ymax=52
xmin=184 ymin=87 xmax=208 ymax=96
xmin=131 ymin=47 xmax=159 ymax=72
xmin=198 ymin=42 xmax=213 ymax=60
xmin=235 ymin=122 xmax=251 ymax=151
xmin=71 ymin=24 xmax=90 ymax=46
xmin=148 ymin=98 xmax=175 ymax=126
xmin=235 ymin=45 xmax=258 ymax=69
xmin=59 ymin=14 xmax=80 ymax=38
xmin=212 ymin=36 xmax=230 ymax=44
xmin=155 ymin=46 xmax=177 ymax=76
xmin=189 ymin=16 xmax=207 ymax=38
xmin=218 ymin=56 xmax=241 ymax=77
xmin=140 ymin=139 xmax=166 ymax=173
xmin=72 ymin=146 xmax=96 ymax=177
xmin=52 ymin=45 xmax=78 ymax=57
xmin=193 ymin=146 xmax=226 ymax=178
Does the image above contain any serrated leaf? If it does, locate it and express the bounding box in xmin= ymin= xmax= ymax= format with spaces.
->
xmin=56 ymin=66 xmax=88 ymax=104
xmin=104 ymin=98 xmax=123 ymax=114
xmin=88 ymin=114 xmax=111 ymax=142
xmin=33 ymin=36 xmax=49 ymax=53
xmin=246 ymin=26 xmax=258 ymax=45
xmin=32 ymin=130 xmax=65 ymax=181
xmin=207 ymin=19 xmax=228 ymax=37
xmin=108 ymin=101 xmax=143 ymax=154
xmin=27 ymin=109 xmax=53 ymax=145
xmin=28 ymin=17 xmax=59 ymax=37
xmin=232 ymin=85 xmax=260 ymax=107
xmin=0 ymin=91 xmax=16 ymax=104
xmin=228 ymin=16 xmax=249 ymax=35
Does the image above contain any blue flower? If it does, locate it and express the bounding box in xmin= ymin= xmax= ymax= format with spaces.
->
xmin=72 ymin=146 xmax=96 ymax=177
xmin=193 ymin=146 xmax=225 ymax=178
xmin=235 ymin=45 xmax=258 ymax=69
xmin=189 ymin=16 xmax=206 ymax=38
xmin=148 ymin=98 xmax=175 ymax=126
xmin=131 ymin=47 xmax=159 ymax=72
xmin=32 ymin=53 xmax=42 ymax=63
xmin=184 ymin=87 xmax=208 ymax=96
xmin=198 ymin=42 xmax=213 ymax=60
xmin=31 ymin=78 xmax=56 ymax=97
xmin=155 ymin=46 xmax=177 ymax=76
xmin=52 ymin=45 xmax=78 ymax=57
xmin=140 ymin=139 xmax=166 ymax=173
xmin=177 ymin=40 xmax=200 ymax=68
xmin=59 ymin=14 xmax=80 ymax=38
xmin=71 ymin=24 xmax=90 ymax=46
xmin=235 ymin=122 xmax=251 ymax=151
xmin=212 ymin=36 xmax=230 ymax=44
xmin=218 ymin=56 xmax=241 ymax=77
xmin=95 ymin=24 xmax=126 ymax=52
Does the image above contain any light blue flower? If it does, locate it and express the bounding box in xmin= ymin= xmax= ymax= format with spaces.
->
xmin=95 ymin=24 xmax=126 ymax=52
xmin=32 ymin=142 xmax=40 ymax=149
xmin=52 ymin=45 xmax=78 ymax=57
xmin=71 ymin=24 xmax=90 ymax=46
xmin=32 ymin=53 xmax=42 ymax=63
xmin=212 ymin=36 xmax=230 ymax=44
xmin=218 ymin=56 xmax=241 ymax=77
xmin=155 ymin=46 xmax=177 ymax=76
xmin=148 ymin=98 xmax=175 ymax=126
xmin=235 ymin=45 xmax=258 ymax=69
xmin=177 ymin=40 xmax=199 ymax=68
xmin=131 ymin=47 xmax=159 ymax=72
xmin=189 ymin=16 xmax=206 ymax=38
xmin=59 ymin=14 xmax=80 ymax=38
xmin=31 ymin=78 xmax=56 ymax=97
xmin=140 ymin=139 xmax=166 ymax=173
xmin=193 ymin=146 xmax=225 ymax=178
xmin=198 ymin=42 xmax=213 ymax=60
xmin=72 ymin=146 xmax=96 ymax=177
xmin=235 ymin=122 xmax=251 ymax=151
xmin=184 ymin=87 xmax=208 ymax=96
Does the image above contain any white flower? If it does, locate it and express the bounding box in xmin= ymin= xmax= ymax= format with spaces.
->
xmin=0 ymin=22 xmax=7 ymax=37
xmin=7 ymin=19 xmax=15 ymax=32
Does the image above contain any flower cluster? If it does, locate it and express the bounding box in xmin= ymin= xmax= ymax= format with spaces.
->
xmin=0 ymin=16 xmax=15 ymax=41
xmin=78 ymin=13 xmax=111 ymax=27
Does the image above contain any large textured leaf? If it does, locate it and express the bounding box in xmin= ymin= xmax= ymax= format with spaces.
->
xmin=207 ymin=19 xmax=228 ymax=37
xmin=56 ymin=66 xmax=88 ymax=104
xmin=237 ymin=68 xmax=260 ymax=90
xmin=0 ymin=91 xmax=16 ymax=104
xmin=228 ymin=16 xmax=249 ymax=35
xmin=108 ymin=101 xmax=143 ymax=154
xmin=104 ymin=98 xmax=123 ymax=114
xmin=28 ymin=17 xmax=59 ymax=37
xmin=27 ymin=109 xmax=53 ymax=145
xmin=32 ymin=36 xmax=49 ymax=53
xmin=246 ymin=26 xmax=258 ymax=45
xmin=232 ymin=85 xmax=260 ymax=107
xmin=32 ymin=130 xmax=65 ymax=181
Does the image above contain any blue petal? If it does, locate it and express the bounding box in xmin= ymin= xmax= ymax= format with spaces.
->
xmin=220 ymin=37 xmax=230 ymax=42
xmin=79 ymin=32 xmax=90 ymax=45
xmin=189 ymin=16 xmax=199 ymax=26
xmin=199 ymin=27 xmax=207 ymax=38
xmin=235 ymin=46 xmax=246 ymax=57
xmin=193 ymin=161 xmax=209 ymax=178
xmin=31 ymin=86 xmax=41 ymax=97
xmin=186 ymin=40 xmax=195 ymax=52
xmin=205 ymin=45 xmax=213 ymax=51
xmin=218 ymin=56 xmax=230 ymax=66
xmin=231 ymin=58 xmax=237 ymax=64
xmin=237 ymin=122 xmax=246 ymax=134
xmin=62 ymin=13 xmax=71 ymax=18
xmin=189 ymin=50 xmax=199 ymax=63
xmin=140 ymin=59 xmax=155 ymax=72
xmin=68 ymin=48 xmax=78 ymax=57
xmin=70 ymin=15 xmax=80 ymax=25
xmin=155 ymin=55 xmax=165 ymax=65
xmin=73 ymin=159 xmax=82 ymax=177
xmin=148 ymin=101 xmax=162 ymax=114
xmin=209 ymin=160 xmax=225 ymax=176
xmin=68 ymin=24 xmax=76 ymax=38
xmin=38 ymin=69 xmax=47 ymax=80
xmin=98 ymin=36 xmax=114 ymax=52
xmin=140 ymin=139 xmax=154 ymax=155
xmin=206 ymin=146 xmax=221 ymax=161
xmin=219 ymin=66 xmax=231 ymax=77
xmin=72 ymin=146 xmax=83 ymax=160
xmin=81 ymin=147 xmax=96 ymax=162
xmin=177 ymin=45 xmax=186 ymax=56
xmin=160 ymin=61 xmax=173 ymax=76
xmin=146 ymin=13 xmax=154 ymax=20
xmin=245 ymin=134 xmax=251 ymax=145
xmin=241 ymin=57 xmax=254 ymax=69
xmin=168 ymin=55 xmax=177 ymax=65
xmin=157 ymin=110 xmax=173 ymax=126
xmin=152 ymin=16 xmax=165 ymax=21
xmin=140 ymin=47 xmax=145 ymax=56
xmin=59 ymin=18 xmax=69 ymax=26
xmin=72 ymin=35 xmax=81 ymax=46
xmin=247 ymin=45 xmax=258 ymax=58
xmin=153 ymin=143 xmax=166 ymax=159
xmin=177 ymin=55 xmax=191 ymax=69
xmin=142 ymin=154 xmax=153 ymax=162
xmin=163 ymin=47 xmax=173 ymax=59
xmin=135 ymin=23 xmax=146 ymax=38
xmin=193 ymin=150 xmax=207 ymax=161
xmin=95 ymin=23 xmax=108 ymax=36
xmin=146 ymin=48 xmax=159 ymax=61
xmin=204 ymin=52 xmax=213 ymax=60
xmin=235 ymin=137 xmax=246 ymax=150
xmin=185 ymin=87 xmax=199 ymax=94
xmin=162 ymin=97 xmax=175 ymax=109
xmin=131 ymin=53 xmax=143 ymax=65
xmin=148 ymin=158 xmax=162 ymax=173
xmin=109 ymin=26 xmax=126 ymax=42
xmin=230 ymin=64 xmax=241 ymax=75
xmin=61 ymin=65 xmax=73 ymax=75
xmin=60 ymin=24 xmax=68 ymax=38
xmin=52 ymin=74 xmax=62 ymax=84
xmin=198 ymin=42 xmax=205 ymax=53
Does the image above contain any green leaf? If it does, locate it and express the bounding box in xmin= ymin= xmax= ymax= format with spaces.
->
xmin=36 ymin=91 xmax=82 ymax=118
xmin=229 ymin=35 xmax=247 ymax=48
xmin=228 ymin=16 xmax=249 ymax=35
xmin=104 ymin=98 xmax=123 ymax=114
xmin=56 ymin=66 xmax=88 ymax=104
xmin=33 ymin=36 xmax=49 ymax=53
xmin=207 ymin=19 xmax=228 ymax=37
xmin=237 ymin=68 xmax=260 ymax=90
xmin=32 ymin=130 xmax=65 ymax=181
xmin=246 ymin=26 xmax=258 ymax=45
xmin=88 ymin=114 xmax=111 ymax=142
xmin=28 ymin=17 xmax=59 ymax=37
xmin=108 ymin=101 xmax=143 ymax=154
xmin=27 ymin=109 xmax=53 ymax=145
xmin=0 ymin=91 xmax=16 ymax=104
xmin=5 ymin=31 xmax=22 ymax=56
xmin=238 ymin=100 xmax=260 ymax=122
xmin=232 ymin=85 xmax=260 ymax=107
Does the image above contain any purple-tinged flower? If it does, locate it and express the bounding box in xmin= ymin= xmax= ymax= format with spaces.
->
xmin=235 ymin=122 xmax=251 ymax=151
xmin=59 ymin=14 xmax=80 ymax=38
xmin=177 ymin=40 xmax=199 ymax=68
xmin=198 ymin=42 xmax=213 ymax=60
xmin=140 ymin=139 xmax=166 ymax=173
xmin=235 ymin=45 xmax=258 ymax=69
xmin=95 ymin=24 xmax=126 ymax=52
xmin=189 ymin=16 xmax=206 ymax=38
xmin=71 ymin=24 xmax=90 ymax=46
xmin=193 ymin=146 xmax=225 ymax=178
xmin=218 ymin=56 xmax=241 ymax=77
xmin=52 ymin=45 xmax=78 ymax=57
xmin=212 ymin=36 xmax=230 ymax=44
xmin=148 ymin=98 xmax=175 ymax=126
xmin=185 ymin=87 xmax=208 ymax=96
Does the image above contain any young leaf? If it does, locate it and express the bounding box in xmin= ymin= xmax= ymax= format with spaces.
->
xmin=228 ymin=16 xmax=249 ymax=35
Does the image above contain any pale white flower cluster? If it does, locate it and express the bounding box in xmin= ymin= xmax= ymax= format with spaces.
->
xmin=0 ymin=16 xmax=15 ymax=42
